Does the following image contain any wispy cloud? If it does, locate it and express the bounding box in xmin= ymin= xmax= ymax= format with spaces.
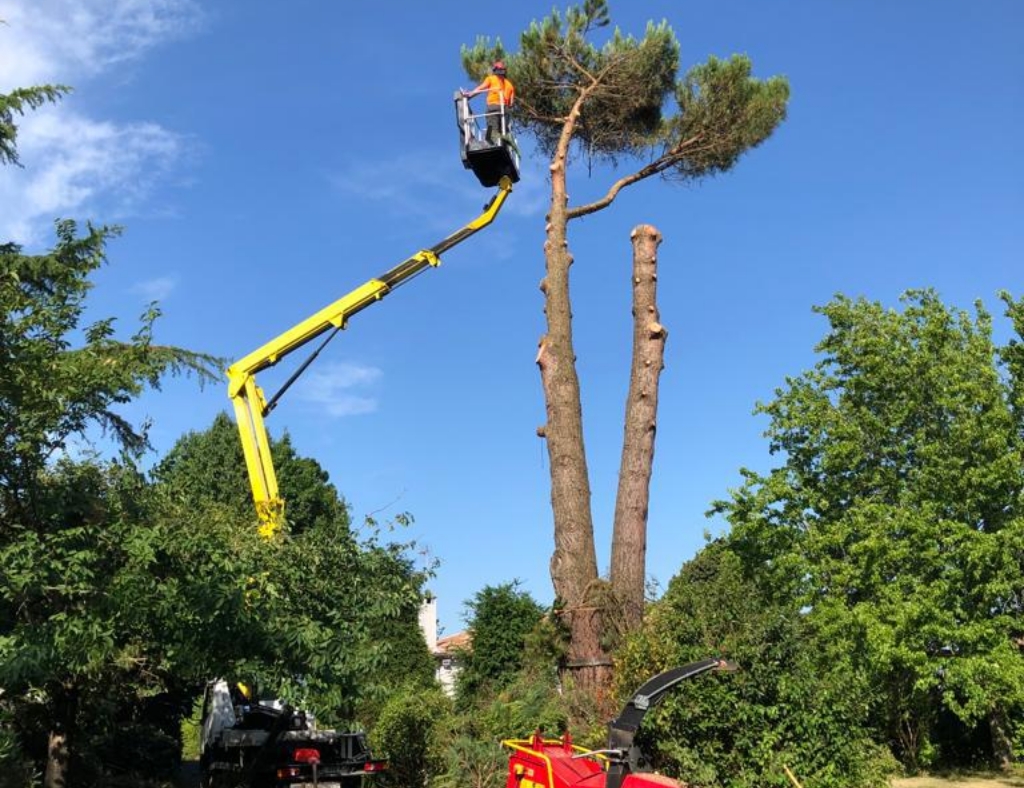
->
xmin=329 ymin=148 xmax=549 ymax=227
xmin=0 ymin=109 xmax=187 ymax=244
xmin=329 ymin=152 xmax=482 ymax=227
xmin=0 ymin=0 xmax=203 ymax=245
xmin=0 ymin=0 xmax=203 ymax=88
xmin=294 ymin=361 xmax=383 ymax=418
xmin=130 ymin=274 xmax=178 ymax=302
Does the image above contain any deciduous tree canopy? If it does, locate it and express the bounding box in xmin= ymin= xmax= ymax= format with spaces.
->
xmin=0 ymin=224 xmax=433 ymax=785
xmin=456 ymin=582 xmax=546 ymax=706
xmin=715 ymin=290 xmax=1024 ymax=768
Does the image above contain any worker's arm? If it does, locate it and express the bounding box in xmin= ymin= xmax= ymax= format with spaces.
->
xmin=227 ymin=176 xmax=514 ymax=538
xmin=463 ymin=75 xmax=496 ymax=97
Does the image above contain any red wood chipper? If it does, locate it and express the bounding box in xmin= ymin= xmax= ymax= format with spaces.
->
xmin=503 ymin=659 xmax=735 ymax=788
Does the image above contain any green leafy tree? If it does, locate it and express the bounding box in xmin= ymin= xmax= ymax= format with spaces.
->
xmin=151 ymin=414 xmax=435 ymax=724
xmin=1 ymin=459 xmax=266 ymax=787
xmin=716 ymin=290 xmax=1024 ymax=769
xmin=0 ymin=702 xmax=35 ymax=787
xmin=0 ymin=70 xmax=223 ymax=786
xmin=456 ymin=582 xmax=546 ymax=707
xmin=153 ymin=411 xmax=349 ymax=534
xmin=0 ymin=220 xmax=219 ymax=787
xmin=0 ymin=223 xmax=215 ymax=517
xmin=1 ymin=364 xmax=434 ymax=788
xmin=462 ymin=0 xmax=789 ymax=688
xmin=999 ymin=289 xmax=1024 ymax=440
xmin=618 ymin=543 xmax=896 ymax=788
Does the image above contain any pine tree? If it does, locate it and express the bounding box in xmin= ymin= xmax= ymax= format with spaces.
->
xmin=462 ymin=0 xmax=789 ymax=692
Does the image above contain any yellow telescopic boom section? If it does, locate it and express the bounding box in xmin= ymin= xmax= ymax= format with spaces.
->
xmin=227 ymin=176 xmax=513 ymax=539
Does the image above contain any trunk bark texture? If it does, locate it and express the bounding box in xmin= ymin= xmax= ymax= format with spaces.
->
xmin=990 ymin=707 xmax=1013 ymax=771
xmin=44 ymin=731 xmax=69 ymax=788
xmin=44 ymin=685 xmax=75 ymax=788
xmin=610 ymin=225 xmax=666 ymax=632
xmin=537 ymin=100 xmax=609 ymax=693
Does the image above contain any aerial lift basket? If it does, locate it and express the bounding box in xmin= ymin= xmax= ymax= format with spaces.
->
xmin=455 ymin=91 xmax=521 ymax=187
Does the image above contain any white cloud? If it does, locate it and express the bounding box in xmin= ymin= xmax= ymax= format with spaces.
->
xmin=0 ymin=0 xmax=203 ymax=244
xmin=0 ymin=107 xmax=187 ymax=244
xmin=294 ymin=361 xmax=383 ymax=418
xmin=130 ymin=274 xmax=178 ymax=302
xmin=0 ymin=0 xmax=203 ymax=88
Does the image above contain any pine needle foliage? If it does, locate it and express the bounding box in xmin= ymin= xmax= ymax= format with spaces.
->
xmin=461 ymin=0 xmax=789 ymax=178
xmin=0 ymin=85 xmax=71 ymax=166
xmin=0 ymin=221 xmax=220 ymax=517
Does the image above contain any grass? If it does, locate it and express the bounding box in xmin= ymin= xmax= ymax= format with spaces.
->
xmin=893 ymin=771 xmax=1024 ymax=788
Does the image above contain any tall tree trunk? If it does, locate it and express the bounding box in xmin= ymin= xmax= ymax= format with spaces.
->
xmin=990 ymin=707 xmax=1013 ymax=771
xmin=537 ymin=104 xmax=608 ymax=693
xmin=44 ymin=685 xmax=76 ymax=788
xmin=610 ymin=225 xmax=666 ymax=632
xmin=44 ymin=731 xmax=69 ymax=788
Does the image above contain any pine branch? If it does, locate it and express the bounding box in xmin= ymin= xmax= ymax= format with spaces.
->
xmin=0 ymin=84 xmax=72 ymax=166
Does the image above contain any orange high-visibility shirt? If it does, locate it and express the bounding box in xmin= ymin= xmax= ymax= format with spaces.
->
xmin=481 ymin=74 xmax=515 ymax=107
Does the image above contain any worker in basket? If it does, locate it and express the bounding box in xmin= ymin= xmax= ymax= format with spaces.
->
xmin=463 ymin=60 xmax=515 ymax=144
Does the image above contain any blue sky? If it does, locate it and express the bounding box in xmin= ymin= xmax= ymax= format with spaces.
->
xmin=3 ymin=0 xmax=1021 ymax=633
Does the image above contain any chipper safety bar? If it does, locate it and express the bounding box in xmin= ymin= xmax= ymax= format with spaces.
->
xmin=227 ymin=176 xmax=513 ymax=538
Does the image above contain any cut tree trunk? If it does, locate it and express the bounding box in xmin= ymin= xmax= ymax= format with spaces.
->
xmin=538 ymin=138 xmax=608 ymax=694
xmin=610 ymin=225 xmax=666 ymax=633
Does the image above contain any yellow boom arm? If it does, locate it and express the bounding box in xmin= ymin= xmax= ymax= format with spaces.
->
xmin=227 ymin=176 xmax=513 ymax=539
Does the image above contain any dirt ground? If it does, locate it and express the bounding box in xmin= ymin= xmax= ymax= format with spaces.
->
xmin=893 ymin=774 xmax=1024 ymax=788
xmin=172 ymin=763 xmax=1023 ymax=788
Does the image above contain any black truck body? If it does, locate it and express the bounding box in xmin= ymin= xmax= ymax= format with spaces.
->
xmin=200 ymin=680 xmax=384 ymax=788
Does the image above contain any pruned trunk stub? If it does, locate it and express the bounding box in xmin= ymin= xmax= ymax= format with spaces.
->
xmin=610 ymin=225 xmax=666 ymax=633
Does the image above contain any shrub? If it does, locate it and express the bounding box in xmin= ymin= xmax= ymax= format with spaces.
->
xmin=371 ymin=685 xmax=453 ymax=788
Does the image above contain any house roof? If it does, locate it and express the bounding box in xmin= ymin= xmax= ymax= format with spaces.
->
xmin=435 ymin=630 xmax=471 ymax=655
